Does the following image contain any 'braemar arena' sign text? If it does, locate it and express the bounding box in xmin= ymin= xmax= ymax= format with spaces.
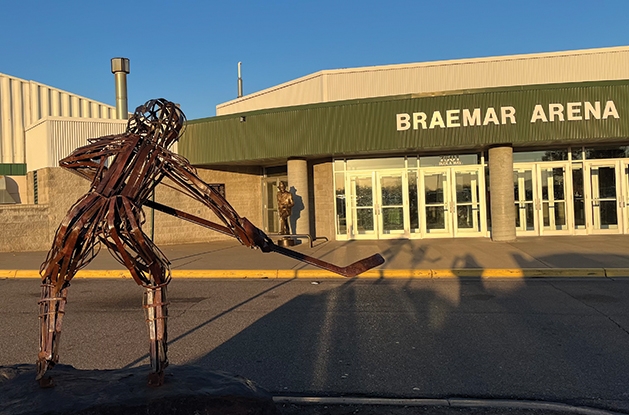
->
xmin=396 ymin=101 xmax=620 ymax=131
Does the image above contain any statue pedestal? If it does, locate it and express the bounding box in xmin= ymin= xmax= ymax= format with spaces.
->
xmin=277 ymin=237 xmax=295 ymax=247
xmin=0 ymin=364 xmax=278 ymax=415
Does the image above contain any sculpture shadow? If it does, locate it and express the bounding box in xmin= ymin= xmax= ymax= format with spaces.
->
xmin=175 ymin=275 xmax=629 ymax=408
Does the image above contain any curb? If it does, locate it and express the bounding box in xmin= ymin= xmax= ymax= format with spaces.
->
xmin=2 ymin=268 xmax=628 ymax=279
xmin=273 ymin=396 xmax=626 ymax=415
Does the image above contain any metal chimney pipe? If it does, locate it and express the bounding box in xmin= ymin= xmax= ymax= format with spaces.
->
xmin=110 ymin=57 xmax=130 ymax=119
xmin=237 ymin=61 xmax=243 ymax=98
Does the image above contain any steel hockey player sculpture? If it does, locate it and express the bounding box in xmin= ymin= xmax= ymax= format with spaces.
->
xmin=37 ymin=99 xmax=384 ymax=388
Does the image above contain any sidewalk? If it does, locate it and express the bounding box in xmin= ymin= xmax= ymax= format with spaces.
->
xmin=2 ymin=234 xmax=629 ymax=278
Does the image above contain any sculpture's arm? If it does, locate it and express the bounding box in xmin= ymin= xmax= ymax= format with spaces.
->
xmin=153 ymin=151 xmax=386 ymax=278
xmin=159 ymin=152 xmax=273 ymax=251
xmin=58 ymin=134 xmax=129 ymax=181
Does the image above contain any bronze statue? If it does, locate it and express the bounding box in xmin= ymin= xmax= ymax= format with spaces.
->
xmin=36 ymin=99 xmax=384 ymax=388
xmin=277 ymin=181 xmax=294 ymax=234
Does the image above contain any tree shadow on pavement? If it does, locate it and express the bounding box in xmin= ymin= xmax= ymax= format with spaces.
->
xmin=179 ymin=276 xmax=629 ymax=413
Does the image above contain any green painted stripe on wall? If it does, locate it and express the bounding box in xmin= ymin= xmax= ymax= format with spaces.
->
xmin=0 ymin=164 xmax=27 ymax=175
xmin=181 ymin=80 xmax=629 ymax=165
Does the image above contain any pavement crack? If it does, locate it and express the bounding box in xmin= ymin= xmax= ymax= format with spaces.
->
xmin=546 ymin=281 xmax=629 ymax=338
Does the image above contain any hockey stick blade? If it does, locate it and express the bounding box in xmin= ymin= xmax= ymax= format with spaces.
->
xmin=269 ymin=244 xmax=385 ymax=277
xmin=341 ymin=253 xmax=386 ymax=278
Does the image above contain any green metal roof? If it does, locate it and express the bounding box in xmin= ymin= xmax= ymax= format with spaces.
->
xmin=180 ymin=80 xmax=629 ymax=166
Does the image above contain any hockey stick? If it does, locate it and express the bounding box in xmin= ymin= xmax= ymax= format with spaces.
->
xmin=144 ymin=200 xmax=384 ymax=277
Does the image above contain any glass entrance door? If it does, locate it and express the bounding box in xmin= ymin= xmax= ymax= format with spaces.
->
xmin=376 ymin=172 xmax=407 ymax=239
xmin=513 ymin=166 xmax=537 ymax=234
xmin=537 ymin=163 xmax=571 ymax=235
xmin=572 ymin=164 xmax=587 ymax=234
xmin=419 ymin=166 xmax=485 ymax=238
xmin=587 ymin=161 xmax=621 ymax=233
xmin=420 ymin=170 xmax=450 ymax=236
xmin=513 ymin=162 xmax=572 ymax=236
xmin=621 ymin=161 xmax=629 ymax=234
xmin=452 ymin=167 xmax=484 ymax=236
xmin=348 ymin=171 xmax=408 ymax=239
xmin=348 ymin=174 xmax=377 ymax=239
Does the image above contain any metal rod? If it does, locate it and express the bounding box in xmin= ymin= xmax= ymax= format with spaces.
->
xmin=237 ymin=62 xmax=243 ymax=98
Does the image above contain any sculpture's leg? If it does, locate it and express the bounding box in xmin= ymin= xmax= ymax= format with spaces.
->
xmin=35 ymin=193 xmax=104 ymax=387
xmin=143 ymin=283 xmax=169 ymax=386
xmin=105 ymin=197 xmax=171 ymax=386
xmin=36 ymin=283 xmax=68 ymax=388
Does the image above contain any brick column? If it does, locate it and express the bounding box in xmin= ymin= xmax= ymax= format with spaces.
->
xmin=488 ymin=146 xmax=516 ymax=242
xmin=287 ymin=158 xmax=310 ymax=235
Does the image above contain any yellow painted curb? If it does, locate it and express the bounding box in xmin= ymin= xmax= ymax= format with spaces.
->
xmin=432 ymin=269 xmax=528 ymax=278
xmin=74 ymin=270 xmax=132 ymax=279
xmin=0 ymin=270 xmax=17 ymax=278
xmin=432 ymin=269 xmax=487 ymax=278
xmin=359 ymin=269 xmax=433 ymax=278
xmin=276 ymin=269 xmax=339 ymax=278
xmin=481 ymin=269 xmax=526 ymax=278
xmin=14 ymin=270 xmax=40 ymax=278
xmin=431 ymin=268 xmax=606 ymax=278
xmin=0 ymin=268 xmax=611 ymax=279
xmin=2 ymin=270 xmax=136 ymax=279
xmin=172 ymin=269 xmax=278 ymax=278
xmin=527 ymin=268 xmax=606 ymax=277
xmin=604 ymin=268 xmax=629 ymax=277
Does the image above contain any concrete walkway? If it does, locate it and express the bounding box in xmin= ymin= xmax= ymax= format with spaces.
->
xmin=1 ymin=234 xmax=629 ymax=278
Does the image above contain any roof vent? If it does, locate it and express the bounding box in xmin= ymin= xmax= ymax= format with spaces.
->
xmin=111 ymin=57 xmax=130 ymax=120
xmin=0 ymin=176 xmax=18 ymax=204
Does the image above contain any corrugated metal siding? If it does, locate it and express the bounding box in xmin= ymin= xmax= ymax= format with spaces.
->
xmin=326 ymin=51 xmax=629 ymax=101
xmin=48 ymin=119 xmax=127 ymax=166
xmin=218 ymin=74 xmax=324 ymax=116
xmin=184 ymin=80 xmax=629 ymax=165
xmin=217 ymin=47 xmax=629 ymax=115
xmin=0 ymin=72 xmax=117 ymax=165
xmin=25 ymin=118 xmax=127 ymax=171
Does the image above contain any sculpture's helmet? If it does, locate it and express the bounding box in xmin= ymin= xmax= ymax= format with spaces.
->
xmin=126 ymin=99 xmax=186 ymax=148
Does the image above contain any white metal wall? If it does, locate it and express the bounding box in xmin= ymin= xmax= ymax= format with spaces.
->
xmin=25 ymin=118 xmax=127 ymax=172
xmin=0 ymin=72 xmax=117 ymax=164
xmin=217 ymin=46 xmax=629 ymax=115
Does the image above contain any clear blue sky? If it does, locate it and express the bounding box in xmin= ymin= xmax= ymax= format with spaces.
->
xmin=2 ymin=0 xmax=628 ymax=120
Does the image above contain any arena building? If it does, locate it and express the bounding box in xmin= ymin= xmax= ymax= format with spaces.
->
xmin=180 ymin=46 xmax=629 ymax=243
xmin=1 ymin=46 xmax=629 ymax=252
